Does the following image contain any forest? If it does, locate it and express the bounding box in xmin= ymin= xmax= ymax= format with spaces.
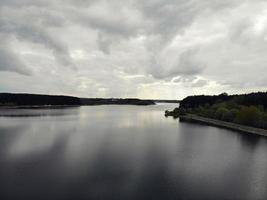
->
xmin=169 ymin=92 xmax=267 ymax=129
xmin=0 ymin=93 xmax=155 ymax=106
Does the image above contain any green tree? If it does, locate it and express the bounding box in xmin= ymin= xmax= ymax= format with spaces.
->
xmin=215 ymin=107 xmax=229 ymax=120
xmin=236 ymin=106 xmax=261 ymax=126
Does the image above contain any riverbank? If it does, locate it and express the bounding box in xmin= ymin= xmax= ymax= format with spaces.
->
xmin=0 ymin=105 xmax=80 ymax=109
xmin=0 ymin=93 xmax=155 ymax=106
xmin=180 ymin=114 xmax=267 ymax=137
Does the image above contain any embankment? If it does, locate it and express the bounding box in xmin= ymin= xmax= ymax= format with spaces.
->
xmin=180 ymin=114 xmax=267 ymax=137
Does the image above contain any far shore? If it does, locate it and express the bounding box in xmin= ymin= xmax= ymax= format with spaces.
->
xmin=180 ymin=114 xmax=267 ymax=137
xmin=0 ymin=93 xmax=159 ymax=106
xmin=0 ymin=105 xmax=81 ymax=109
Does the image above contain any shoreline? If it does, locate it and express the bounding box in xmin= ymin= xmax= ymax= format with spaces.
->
xmin=0 ymin=103 xmax=155 ymax=109
xmin=180 ymin=114 xmax=267 ymax=137
xmin=0 ymin=93 xmax=156 ymax=107
xmin=0 ymin=105 xmax=81 ymax=109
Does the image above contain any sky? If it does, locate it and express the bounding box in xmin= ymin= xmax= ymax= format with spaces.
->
xmin=0 ymin=0 xmax=267 ymax=99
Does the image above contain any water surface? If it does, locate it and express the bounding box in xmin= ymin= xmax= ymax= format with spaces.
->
xmin=0 ymin=104 xmax=267 ymax=200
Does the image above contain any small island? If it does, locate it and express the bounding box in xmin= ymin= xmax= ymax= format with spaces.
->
xmin=165 ymin=92 xmax=267 ymax=136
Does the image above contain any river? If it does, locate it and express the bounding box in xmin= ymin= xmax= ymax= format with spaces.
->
xmin=0 ymin=104 xmax=266 ymax=200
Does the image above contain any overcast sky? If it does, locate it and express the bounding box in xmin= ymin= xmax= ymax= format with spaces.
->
xmin=0 ymin=0 xmax=267 ymax=99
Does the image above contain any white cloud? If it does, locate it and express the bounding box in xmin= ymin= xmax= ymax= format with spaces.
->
xmin=0 ymin=0 xmax=267 ymax=99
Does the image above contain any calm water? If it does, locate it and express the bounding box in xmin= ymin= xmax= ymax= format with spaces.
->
xmin=0 ymin=104 xmax=267 ymax=200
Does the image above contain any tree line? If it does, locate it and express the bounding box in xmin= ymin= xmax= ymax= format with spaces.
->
xmin=177 ymin=92 xmax=267 ymax=129
xmin=0 ymin=93 xmax=155 ymax=106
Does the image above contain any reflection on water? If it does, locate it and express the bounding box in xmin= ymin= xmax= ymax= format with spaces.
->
xmin=0 ymin=106 xmax=80 ymax=117
xmin=0 ymin=104 xmax=267 ymax=200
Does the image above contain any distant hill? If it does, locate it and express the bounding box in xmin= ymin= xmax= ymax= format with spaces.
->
xmin=0 ymin=93 xmax=155 ymax=106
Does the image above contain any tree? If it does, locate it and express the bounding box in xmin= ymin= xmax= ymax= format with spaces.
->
xmin=215 ymin=107 xmax=229 ymax=120
xmin=236 ymin=106 xmax=261 ymax=126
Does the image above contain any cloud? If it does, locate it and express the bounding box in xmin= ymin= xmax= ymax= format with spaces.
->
xmin=0 ymin=3 xmax=74 ymax=68
xmin=96 ymin=33 xmax=112 ymax=54
xmin=0 ymin=42 xmax=31 ymax=75
xmin=0 ymin=0 xmax=267 ymax=98
xmin=191 ymin=79 xmax=208 ymax=88
xmin=147 ymin=48 xmax=204 ymax=80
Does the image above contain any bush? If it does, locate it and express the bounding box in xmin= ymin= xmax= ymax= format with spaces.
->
xmin=221 ymin=109 xmax=233 ymax=121
xmin=215 ymin=107 xmax=229 ymax=120
xmin=236 ymin=106 xmax=261 ymax=126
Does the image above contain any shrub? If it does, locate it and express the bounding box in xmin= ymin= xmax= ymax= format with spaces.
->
xmin=215 ymin=107 xmax=229 ymax=120
xmin=236 ymin=106 xmax=261 ymax=126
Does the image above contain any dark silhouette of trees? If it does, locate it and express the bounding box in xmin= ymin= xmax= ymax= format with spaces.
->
xmin=169 ymin=91 xmax=267 ymax=129
xmin=0 ymin=93 xmax=155 ymax=106
xmin=180 ymin=92 xmax=267 ymax=109
xmin=80 ymin=98 xmax=155 ymax=105
xmin=0 ymin=93 xmax=81 ymax=106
